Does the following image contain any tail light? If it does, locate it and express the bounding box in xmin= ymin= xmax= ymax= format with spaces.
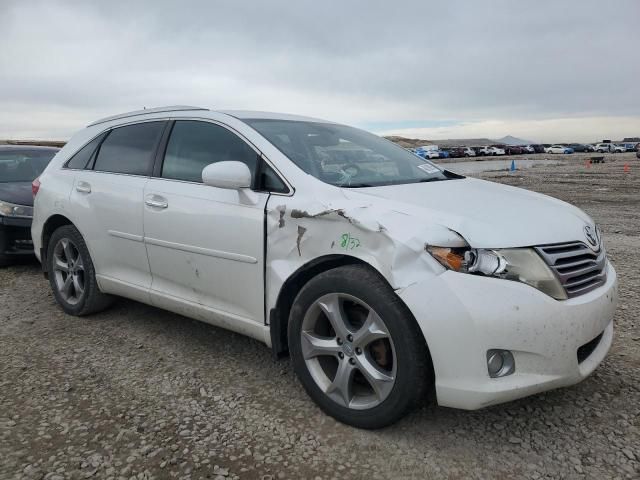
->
xmin=32 ymin=177 xmax=41 ymax=197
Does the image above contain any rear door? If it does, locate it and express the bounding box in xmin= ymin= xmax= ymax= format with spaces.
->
xmin=70 ymin=121 xmax=167 ymax=290
xmin=143 ymin=120 xmax=281 ymax=323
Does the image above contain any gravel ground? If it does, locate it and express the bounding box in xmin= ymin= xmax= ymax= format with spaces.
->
xmin=1 ymin=152 xmax=638 ymax=480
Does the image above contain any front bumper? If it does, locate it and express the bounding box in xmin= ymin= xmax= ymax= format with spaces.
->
xmin=399 ymin=262 xmax=617 ymax=410
xmin=0 ymin=216 xmax=35 ymax=258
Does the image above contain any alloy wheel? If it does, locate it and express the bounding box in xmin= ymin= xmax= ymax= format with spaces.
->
xmin=301 ymin=293 xmax=397 ymax=410
xmin=52 ymin=237 xmax=85 ymax=305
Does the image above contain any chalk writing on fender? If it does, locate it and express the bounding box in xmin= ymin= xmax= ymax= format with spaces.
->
xmin=340 ymin=233 xmax=360 ymax=250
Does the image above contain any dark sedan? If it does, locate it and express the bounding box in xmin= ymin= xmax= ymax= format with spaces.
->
xmin=567 ymin=143 xmax=594 ymax=153
xmin=0 ymin=145 xmax=59 ymax=265
xmin=530 ymin=144 xmax=546 ymax=153
xmin=504 ymin=145 xmax=523 ymax=155
xmin=445 ymin=147 xmax=466 ymax=158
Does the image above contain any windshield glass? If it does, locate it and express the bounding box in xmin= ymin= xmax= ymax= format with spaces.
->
xmin=0 ymin=149 xmax=57 ymax=183
xmin=244 ymin=119 xmax=459 ymax=187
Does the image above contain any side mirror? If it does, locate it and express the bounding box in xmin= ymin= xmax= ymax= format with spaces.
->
xmin=202 ymin=161 xmax=252 ymax=189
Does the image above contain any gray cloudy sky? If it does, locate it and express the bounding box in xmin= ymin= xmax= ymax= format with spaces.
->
xmin=1 ymin=0 xmax=639 ymax=142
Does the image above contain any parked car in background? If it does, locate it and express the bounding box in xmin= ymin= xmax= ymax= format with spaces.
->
xmin=462 ymin=147 xmax=476 ymax=157
xmin=567 ymin=144 xmax=592 ymax=153
xmin=521 ymin=145 xmax=535 ymax=154
xmin=437 ymin=149 xmax=450 ymax=159
xmin=531 ymin=144 xmax=546 ymax=153
xmin=595 ymin=143 xmax=616 ymax=153
xmin=546 ymin=145 xmax=573 ymax=154
xmin=0 ymin=145 xmax=60 ymax=265
xmin=31 ymin=106 xmax=617 ymax=429
xmin=414 ymin=148 xmax=440 ymax=159
xmin=623 ymin=143 xmax=638 ymax=152
xmin=614 ymin=144 xmax=626 ymax=153
xmin=446 ymin=147 xmax=466 ymax=158
xmin=502 ymin=145 xmax=522 ymax=155
xmin=486 ymin=146 xmax=506 ymax=156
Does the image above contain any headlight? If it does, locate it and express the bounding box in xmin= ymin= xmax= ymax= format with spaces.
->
xmin=0 ymin=200 xmax=34 ymax=218
xmin=426 ymin=246 xmax=567 ymax=300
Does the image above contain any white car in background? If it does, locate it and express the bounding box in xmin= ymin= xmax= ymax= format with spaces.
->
xmin=412 ymin=145 xmax=440 ymax=160
xmin=462 ymin=147 xmax=476 ymax=157
xmin=546 ymin=145 xmax=571 ymax=154
xmin=595 ymin=143 xmax=617 ymax=153
xmin=522 ymin=145 xmax=535 ymax=154
xmin=479 ymin=146 xmax=505 ymax=156
xmin=31 ymin=106 xmax=617 ymax=429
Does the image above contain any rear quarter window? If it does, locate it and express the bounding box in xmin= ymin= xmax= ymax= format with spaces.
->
xmin=65 ymin=133 xmax=107 ymax=170
xmin=93 ymin=122 xmax=165 ymax=176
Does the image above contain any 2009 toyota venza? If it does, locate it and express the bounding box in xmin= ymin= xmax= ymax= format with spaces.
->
xmin=32 ymin=106 xmax=617 ymax=428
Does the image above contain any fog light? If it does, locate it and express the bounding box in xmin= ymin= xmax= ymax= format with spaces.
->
xmin=487 ymin=349 xmax=515 ymax=378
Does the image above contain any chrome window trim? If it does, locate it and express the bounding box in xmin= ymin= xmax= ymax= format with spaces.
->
xmin=157 ymin=116 xmax=294 ymax=196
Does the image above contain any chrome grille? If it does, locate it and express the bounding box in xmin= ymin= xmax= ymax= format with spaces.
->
xmin=535 ymin=242 xmax=607 ymax=298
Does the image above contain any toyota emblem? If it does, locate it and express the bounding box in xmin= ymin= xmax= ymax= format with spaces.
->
xmin=584 ymin=225 xmax=599 ymax=248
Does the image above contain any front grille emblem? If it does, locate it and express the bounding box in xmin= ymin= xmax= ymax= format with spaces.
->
xmin=584 ymin=225 xmax=599 ymax=248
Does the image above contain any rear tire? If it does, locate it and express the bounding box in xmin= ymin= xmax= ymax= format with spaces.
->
xmin=288 ymin=265 xmax=432 ymax=429
xmin=47 ymin=225 xmax=113 ymax=316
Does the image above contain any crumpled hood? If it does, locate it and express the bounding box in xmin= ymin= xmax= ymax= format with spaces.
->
xmin=344 ymin=177 xmax=593 ymax=248
xmin=0 ymin=182 xmax=33 ymax=207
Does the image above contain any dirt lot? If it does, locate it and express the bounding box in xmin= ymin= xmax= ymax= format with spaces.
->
xmin=1 ymin=153 xmax=638 ymax=480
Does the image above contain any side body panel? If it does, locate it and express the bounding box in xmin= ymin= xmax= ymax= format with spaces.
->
xmin=143 ymin=178 xmax=269 ymax=322
xmin=70 ymin=170 xmax=151 ymax=289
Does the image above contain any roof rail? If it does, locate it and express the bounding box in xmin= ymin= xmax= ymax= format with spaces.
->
xmin=88 ymin=105 xmax=209 ymax=127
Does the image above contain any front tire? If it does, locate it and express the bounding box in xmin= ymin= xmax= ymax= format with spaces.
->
xmin=288 ymin=265 xmax=432 ymax=429
xmin=47 ymin=225 xmax=113 ymax=316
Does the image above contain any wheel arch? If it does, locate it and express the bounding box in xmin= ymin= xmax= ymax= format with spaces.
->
xmin=40 ymin=214 xmax=75 ymax=277
xmin=269 ymin=254 xmax=366 ymax=358
xmin=268 ymin=254 xmax=433 ymax=375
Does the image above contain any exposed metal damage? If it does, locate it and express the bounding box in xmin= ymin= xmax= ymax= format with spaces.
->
xmin=265 ymin=198 xmax=465 ymax=316
xmin=296 ymin=225 xmax=306 ymax=256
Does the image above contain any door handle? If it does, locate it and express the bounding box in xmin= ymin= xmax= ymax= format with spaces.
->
xmin=76 ymin=181 xmax=91 ymax=194
xmin=145 ymin=195 xmax=168 ymax=209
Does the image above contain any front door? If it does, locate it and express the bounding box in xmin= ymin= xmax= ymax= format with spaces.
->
xmin=143 ymin=120 xmax=268 ymax=323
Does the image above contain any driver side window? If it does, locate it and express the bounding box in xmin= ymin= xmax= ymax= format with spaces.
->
xmin=162 ymin=120 xmax=258 ymax=183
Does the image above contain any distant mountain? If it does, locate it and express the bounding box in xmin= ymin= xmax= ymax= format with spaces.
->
xmin=429 ymin=138 xmax=496 ymax=147
xmin=384 ymin=136 xmax=497 ymax=147
xmin=385 ymin=134 xmax=539 ymax=148
xmin=496 ymin=135 xmax=535 ymax=145
xmin=383 ymin=136 xmax=434 ymax=148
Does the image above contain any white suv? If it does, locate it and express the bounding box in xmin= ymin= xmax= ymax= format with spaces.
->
xmin=462 ymin=147 xmax=476 ymax=157
xmin=32 ymin=106 xmax=617 ymax=429
xmin=595 ymin=143 xmax=623 ymax=153
xmin=478 ymin=146 xmax=505 ymax=156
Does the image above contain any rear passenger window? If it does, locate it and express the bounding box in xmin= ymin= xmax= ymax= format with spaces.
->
xmin=162 ymin=121 xmax=258 ymax=183
xmin=66 ymin=133 xmax=106 ymax=170
xmin=93 ymin=122 xmax=164 ymax=175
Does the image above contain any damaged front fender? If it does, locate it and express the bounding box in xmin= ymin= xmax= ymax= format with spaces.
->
xmin=265 ymin=196 xmax=469 ymax=316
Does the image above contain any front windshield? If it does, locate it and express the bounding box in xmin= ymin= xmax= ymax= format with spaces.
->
xmin=244 ymin=119 xmax=460 ymax=187
xmin=0 ymin=149 xmax=57 ymax=183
